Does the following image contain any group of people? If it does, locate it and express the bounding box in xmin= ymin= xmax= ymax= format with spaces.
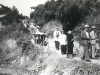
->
xmin=28 ymin=23 xmax=47 ymax=46
xmin=28 ymin=22 xmax=100 ymax=62
xmin=53 ymin=27 xmax=74 ymax=58
xmin=81 ymin=24 xmax=100 ymax=62
xmin=53 ymin=25 xmax=100 ymax=61
xmin=34 ymin=34 xmax=47 ymax=45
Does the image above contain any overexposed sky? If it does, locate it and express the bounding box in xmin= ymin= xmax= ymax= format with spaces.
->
xmin=0 ymin=0 xmax=48 ymax=16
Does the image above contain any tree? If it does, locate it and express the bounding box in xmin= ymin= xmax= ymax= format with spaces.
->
xmin=30 ymin=12 xmax=34 ymax=19
xmin=0 ymin=4 xmax=25 ymax=25
xmin=31 ymin=0 xmax=98 ymax=33
xmin=33 ymin=4 xmax=45 ymax=26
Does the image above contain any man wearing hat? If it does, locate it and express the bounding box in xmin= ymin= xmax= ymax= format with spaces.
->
xmin=90 ymin=26 xmax=97 ymax=59
xmin=81 ymin=24 xmax=91 ymax=62
xmin=53 ymin=27 xmax=61 ymax=50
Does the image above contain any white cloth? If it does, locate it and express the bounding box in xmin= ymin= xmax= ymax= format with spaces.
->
xmin=23 ymin=23 xmax=27 ymax=27
xmin=90 ymin=31 xmax=97 ymax=39
xmin=53 ymin=30 xmax=61 ymax=41
xmin=59 ymin=34 xmax=67 ymax=45
xmin=90 ymin=30 xmax=97 ymax=44
xmin=84 ymin=30 xmax=89 ymax=38
xmin=96 ymin=43 xmax=100 ymax=49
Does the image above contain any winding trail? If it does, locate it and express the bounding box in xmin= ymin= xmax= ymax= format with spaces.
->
xmin=47 ymin=38 xmax=100 ymax=64
xmin=39 ymin=38 xmax=100 ymax=75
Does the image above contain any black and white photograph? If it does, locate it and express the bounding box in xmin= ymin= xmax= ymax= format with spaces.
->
xmin=0 ymin=0 xmax=100 ymax=75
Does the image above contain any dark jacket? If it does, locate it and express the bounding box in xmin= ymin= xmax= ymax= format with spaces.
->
xmin=81 ymin=30 xmax=90 ymax=46
xmin=67 ymin=34 xmax=74 ymax=45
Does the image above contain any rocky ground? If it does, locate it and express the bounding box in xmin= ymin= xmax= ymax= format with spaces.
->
xmin=0 ymin=38 xmax=100 ymax=75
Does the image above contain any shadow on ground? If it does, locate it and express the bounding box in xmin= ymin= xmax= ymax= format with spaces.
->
xmin=0 ymin=73 xmax=11 ymax=75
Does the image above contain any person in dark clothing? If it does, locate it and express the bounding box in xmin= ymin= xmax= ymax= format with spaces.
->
xmin=41 ymin=34 xmax=46 ymax=46
xmin=37 ymin=34 xmax=41 ymax=44
xmin=34 ymin=34 xmax=37 ymax=44
xmin=81 ymin=24 xmax=91 ymax=62
xmin=67 ymin=31 xmax=74 ymax=58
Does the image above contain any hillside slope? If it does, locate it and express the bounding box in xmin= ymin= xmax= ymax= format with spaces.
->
xmin=0 ymin=38 xmax=100 ymax=75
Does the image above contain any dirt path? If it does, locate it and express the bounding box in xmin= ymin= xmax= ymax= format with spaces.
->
xmin=40 ymin=38 xmax=100 ymax=75
xmin=48 ymin=38 xmax=100 ymax=64
xmin=32 ymin=38 xmax=100 ymax=75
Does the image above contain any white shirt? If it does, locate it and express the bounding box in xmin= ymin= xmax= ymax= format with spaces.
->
xmin=59 ymin=34 xmax=67 ymax=45
xmin=53 ymin=30 xmax=61 ymax=41
xmin=84 ymin=30 xmax=89 ymax=38
xmin=90 ymin=30 xmax=97 ymax=44
xmin=90 ymin=31 xmax=97 ymax=39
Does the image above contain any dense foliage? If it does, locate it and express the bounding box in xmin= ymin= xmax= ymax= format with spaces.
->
xmin=31 ymin=0 xmax=100 ymax=33
xmin=0 ymin=4 xmax=25 ymax=25
xmin=0 ymin=5 xmax=31 ymax=62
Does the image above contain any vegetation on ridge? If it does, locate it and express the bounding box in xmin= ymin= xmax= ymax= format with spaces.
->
xmin=31 ymin=0 xmax=100 ymax=33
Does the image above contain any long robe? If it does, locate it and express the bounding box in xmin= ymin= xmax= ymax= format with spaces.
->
xmin=67 ymin=34 xmax=74 ymax=54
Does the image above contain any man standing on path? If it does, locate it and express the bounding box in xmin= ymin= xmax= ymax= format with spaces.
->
xmin=53 ymin=27 xmax=61 ymax=50
xmin=81 ymin=24 xmax=91 ymax=62
xmin=67 ymin=31 xmax=74 ymax=58
xmin=90 ymin=26 xmax=97 ymax=59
